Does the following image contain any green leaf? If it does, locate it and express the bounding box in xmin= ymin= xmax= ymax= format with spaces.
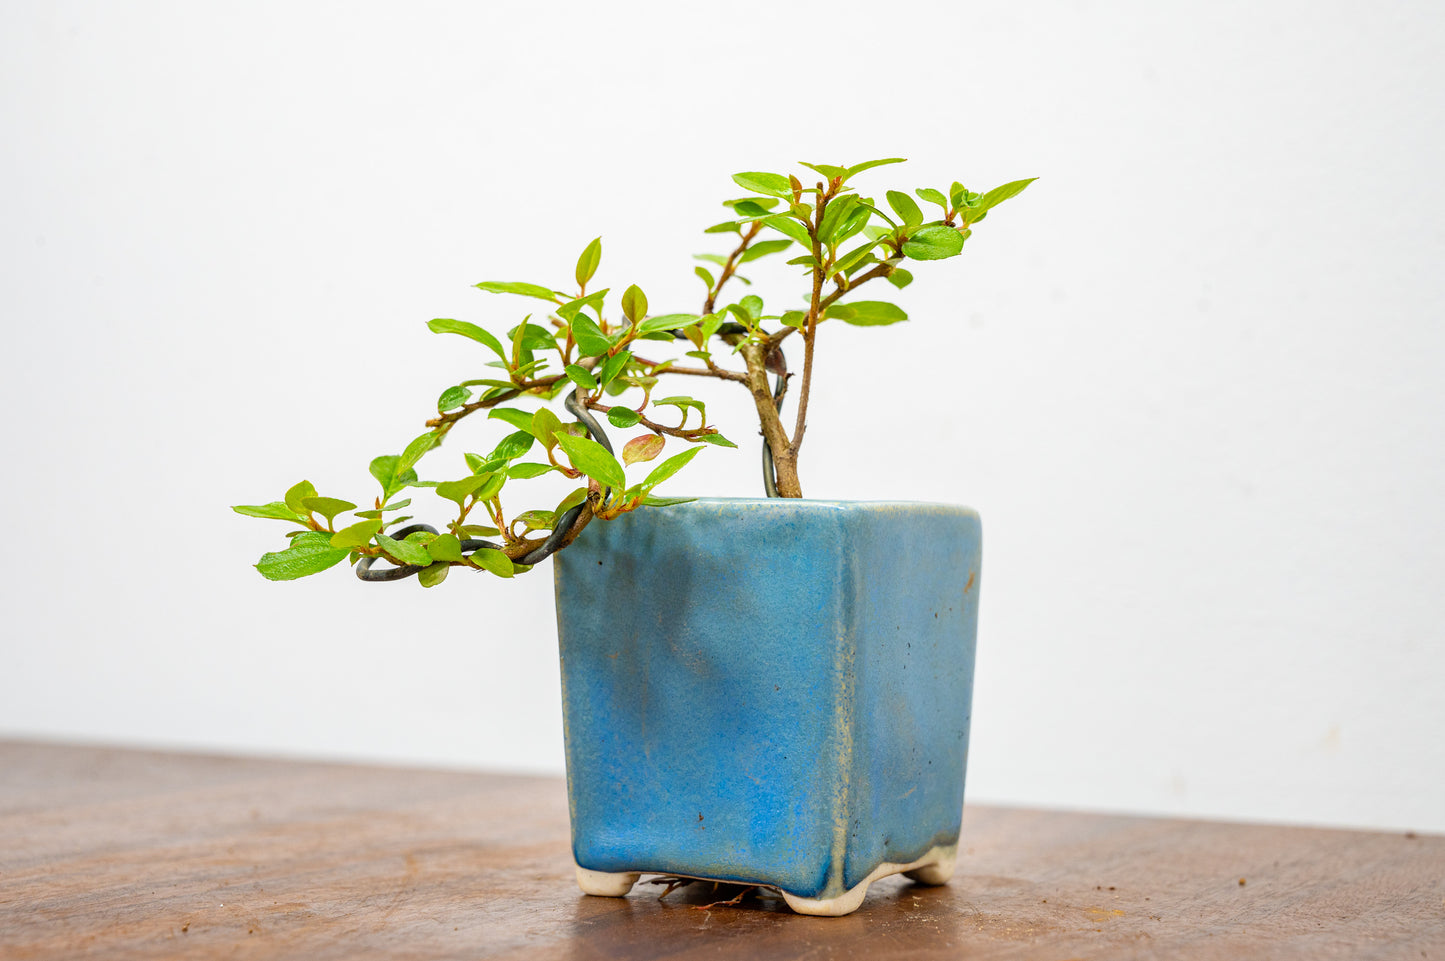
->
xmin=702 ymin=221 xmax=741 ymax=234
xmin=761 ymin=215 xmax=812 ymax=248
xmin=398 ymin=431 xmax=441 ymax=476
xmin=515 ymin=510 xmax=556 ymax=532
xmin=232 ymin=502 xmax=304 ymax=523
xmin=597 ymin=349 xmax=631 ymax=390
xmin=886 ymin=190 xmax=924 ymax=227
xmin=833 ymin=240 xmax=880 ymax=275
xmin=575 ymin=237 xmax=602 ymax=288
xmin=491 ymin=430 xmax=535 ymax=462
xmin=284 ymin=480 xmax=318 ymax=516
xmin=473 ymin=281 xmax=560 ymax=302
xmin=950 ymin=181 xmax=968 ymax=209
xmin=737 ymin=239 xmax=794 ymax=263
xmin=916 ymin=187 xmax=949 ymax=210
xmin=695 ymin=265 xmax=715 ymax=289
xmin=887 ymin=267 xmax=914 ymax=289
xmin=465 ymin=452 xmax=504 ymax=474
xmin=623 ymin=433 xmax=665 ymax=465
xmin=488 ymin=407 xmax=536 ymax=435
xmin=825 ymin=300 xmax=908 ymax=326
xmin=368 ymin=457 xmax=405 ymax=498
xmin=697 ymin=432 xmax=737 ymax=448
xmin=556 ymin=289 xmax=608 ymax=323
xmin=299 ymin=496 xmax=356 ymax=524
xmin=978 ymin=177 xmax=1036 ymax=211
xmin=374 ymin=532 xmax=432 ymax=567
xmin=621 ymin=285 xmax=647 ymax=324
xmin=570 ymin=315 xmax=611 ymax=357
xmin=508 ymin=461 xmax=555 ymax=479
xmin=427 ymin=318 xmax=508 ymax=361
xmin=554 ymin=432 xmax=626 ymax=490
xmin=418 ymin=563 xmax=450 ymax=588
xmin=470 ymin=548 xmax=515 ymax=578
xmin=817 ymin=196 xmax=860 ymax=243
xmin=641 ymin=446 xmax=702 ymax=491
xmin=640 ymin=494 xmax=696 ymax=507
xmin=436 ymin=473 xmax=493 ymax=505
xmin=731 ymin=171 xmax=792 ymax=197
xmin=780 ymin=310 xmax=807 ymax=329
xmin=508 ymin=321 xmax=557 ymax=352
xmin=427 ymin=533 xmax=465 ymax=563
xmin=330 ymin=519 xmax=382 ymax=550
xmin=638 ymin=313 xmax=698 ymax=334
xmin=564 ymin=364 xmax=598 ymax=390
xmin=902 ymin=225 xmax=966 ymax=260
xmin=532 ymin=407 xmax=564 ymax=449
xmin=437 ymin=385 xmax=471 ymax=412
xmin=607 ymin=407 xmax=641 ymax=428
xmin=255 ymin=531 xmax=351 ymax=581
xmin=799 ymin=161 xmax=847 ymax=180
xmin=556 ymin=487 xmax=588 ymax=515
xmin=844 ymin=158 xmax=907 ymax=179
xmin=730 ymin=199 xmax=773 ymax=218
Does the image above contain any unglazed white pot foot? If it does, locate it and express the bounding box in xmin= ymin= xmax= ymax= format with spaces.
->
xmin=575 ymin=844 xmax=960 ymax=918
xmin=776 ymin=844 xmax=960 ymax=917
xmin=575 ymin=866 xmax=641 ymax=897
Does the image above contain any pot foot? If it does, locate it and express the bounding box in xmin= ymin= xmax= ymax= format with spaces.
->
xmin=575 ymin=866 xmax=640 ymax=897
xmin=779 ymin=883 xmax=873 ymax=917
xmin=903 ymin=849 xmax=957 ymax=885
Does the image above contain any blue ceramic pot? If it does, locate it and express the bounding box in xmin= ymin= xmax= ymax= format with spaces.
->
xmin=552 ymin=498 xmax=981 ymax=916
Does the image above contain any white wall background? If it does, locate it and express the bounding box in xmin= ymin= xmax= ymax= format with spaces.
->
xmin=3 ymin=1 xmax=1442 ymax=833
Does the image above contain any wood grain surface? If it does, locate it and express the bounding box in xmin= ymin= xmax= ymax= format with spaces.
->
xmin=0 ymin=740 xmax=1439 ymax=960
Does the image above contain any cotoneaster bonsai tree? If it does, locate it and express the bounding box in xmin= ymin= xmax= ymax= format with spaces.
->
xmin=234 ymin=159 xmax=1033 ymax=585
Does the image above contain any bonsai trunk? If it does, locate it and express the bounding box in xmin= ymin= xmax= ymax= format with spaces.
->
xmin=741 ymin=341 xmax=803 ymax=497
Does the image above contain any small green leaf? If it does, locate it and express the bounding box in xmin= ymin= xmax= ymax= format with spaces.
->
xmin=491 ymin=430 xmax=535 ymax=462
xmin=515 ymin=510 xmax=556 ymax=532
xmin=761 ymin=215 xmax=812 ymax=248
xmin=915 ymin=187 xmax=949 ymax=210
xmin=825 ymin=301 xmax=909 ymax=326
xmin=623 ymin=434 xmax=665 ymax=465
xmin=570 ymin=315 xmax=611 ymax=357
xmin=299 ymin=496 xmax=356 ymax=524
xmin=374 ymin=532 xmax=432 ymax=567
xmin=556 ymin=289 xmax=609 ymax=323
xmin=556 ymin=487 xmax=589 ymax=515
xmin=554 ymin=432 xmax=626 ymax=490
xmin=817 ymin=195 xmax=860 ymax=243
xmin=902 ymin=225 xmax=966 ymax=260
xmin=418 ymin=563 xmax=450 ymax=588
xmin=950 ymin=181 xmax=969 ymax=209
xmin=427 ymin=533 xmax=465 ymax=563
xmin=508 ymin=461 xmax=555 ymax=479
xmin=640 ymin=494 xmax=696 ymax=507
xmin=473 ymin=281 xmax=560 ymax=302
xmin=886 ymin=190 xmax=924 ymax=227
xmin=436 ymin=473 xmax=493 ymax=505
xmin=621 ymin=285 xmax=647 ymax=324
xmin=739 ymin=239 xmax=793 ymax=263
xmin=437 ymin=385 xmax=471 ymax=412
xmin=641 ymin=446 xmax=702 ymax=491
xmin=731 ymin=171 xmax=792 ymax=197
xmin=255 ymin=531 xmax=351 ymax=581
xmin=697 ymin=432 xmax=737 ymax=448
xmin=398 ymin=431 xmax=441 ymax=475
xmin=638 ymin=313 xmax=699 ymax=334
xmin=730 ymin=199 xmax=773 ymax=219
xmin=465 ymin=452 xmax=504 ymax=475
xmin=799 ymin=161 xmax=847 ymax=180
xmin=232 ymin=502 xmax=305 ymax=523
xmin=532 ymin=407 xmax=564 ymax=449
xmin=695 ymin=265 xmax=715 ymax=289
xmin=739 ymin=295 xmax=763 ymax=321
xmin=597 ymin=349 xmax=632 ymax=390
xmin=978 ymin=177 xmax=1036 ymax=211
xmin=702 ymin=221 xmax=741 ymax=234
xmin=575 ymin=237 xmax=602 ymax=288
xmin=607 ymin=407 xmax=641 ymax=428
xmin=844 ymin=158 xmax=907 ymax=179
xmin=368 ymin=456 xmax=407 ymax=498
xmin=284 ymin=480 xmax=318 ymax=516
xmin=427 ymin=319 xmax=508 ymax=361
xmin=780 ymin=310 xmax=807 ymax=328
xmin=470 ymin=548 xmax=515 ymax=578
xmin=887 ymin=267 xmax=914 ymax=289
xmin=330 ymin=519 xmax=382 ymax=550
xmin=488 ymin=407 xmax=536 ymax=435
xmin=564 ymin=364 xmax=598 ymax=390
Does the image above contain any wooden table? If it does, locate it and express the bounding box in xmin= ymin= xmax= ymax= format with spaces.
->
xmin=0 ymin=742 xmax=1439 ymax=959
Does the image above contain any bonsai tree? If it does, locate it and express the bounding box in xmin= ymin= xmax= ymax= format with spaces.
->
xmin=234 ymin=160 xmax=1033 ymax=586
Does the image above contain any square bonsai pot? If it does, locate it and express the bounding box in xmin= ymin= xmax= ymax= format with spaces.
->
xmin=552 ymin=498 xmax=981 ymax=916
